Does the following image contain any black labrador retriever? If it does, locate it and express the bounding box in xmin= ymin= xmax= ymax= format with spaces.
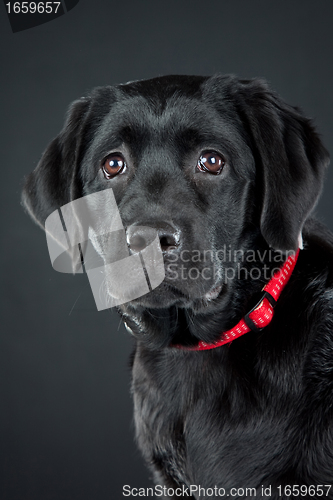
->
xmin=22 ymin=75 xmax=333 ymax=499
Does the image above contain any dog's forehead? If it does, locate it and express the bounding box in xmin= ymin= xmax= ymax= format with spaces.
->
xmin=118 ymin=74 xmax=209 ymax=102
xmin=105 ymin=94 xmax=219 ymax=131
xmin=94 ymin=78 xmax=244 ymax=151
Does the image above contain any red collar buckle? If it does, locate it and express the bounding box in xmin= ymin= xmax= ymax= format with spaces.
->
xmin=243 ymin=291 xmax=277 ymax=334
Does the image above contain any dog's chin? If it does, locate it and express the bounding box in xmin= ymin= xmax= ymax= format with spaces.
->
xmin=122 ymin=281 xmax=224 ymax=311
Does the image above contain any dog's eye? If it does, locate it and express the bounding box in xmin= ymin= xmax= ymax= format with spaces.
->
xmin=102 ymin=154 xmax=126 ymax=179
xmin=197 ymin=152 xmax=225 ymax=175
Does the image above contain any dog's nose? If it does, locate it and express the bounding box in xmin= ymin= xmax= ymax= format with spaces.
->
xmin=126 ymin=222 xmax=180 ymax=253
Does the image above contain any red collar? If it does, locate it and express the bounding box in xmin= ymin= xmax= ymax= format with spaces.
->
xmin=174 ymin=249 xmax=300 ymax=351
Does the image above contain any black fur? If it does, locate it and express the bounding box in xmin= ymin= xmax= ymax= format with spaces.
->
xmin=22 ymin=75 xmax=333 ymax=499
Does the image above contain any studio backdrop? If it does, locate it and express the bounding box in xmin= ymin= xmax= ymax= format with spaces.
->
xmin=1 ymin=1 xmax=333 ymax=499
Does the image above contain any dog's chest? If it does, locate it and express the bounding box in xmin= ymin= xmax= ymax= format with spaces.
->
xmin=130 ymin=344 xmax=310 ymax=489
xmin=131 ymin=349 xmax=191 ymax=487
xmin=130 ymin=347 xmax=250 ymax=488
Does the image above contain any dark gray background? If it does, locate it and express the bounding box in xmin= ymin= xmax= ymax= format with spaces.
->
xmin=1 ymin=1 xmax=333 ymax=499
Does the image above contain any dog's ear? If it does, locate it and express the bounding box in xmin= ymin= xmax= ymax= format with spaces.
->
xmin=236 ymin=78 xmax=330 ymax=251
xmin=22 ymin=87 xmax=117 ymax=273
xmin=22 ymin=96 xmax=92 ymax=228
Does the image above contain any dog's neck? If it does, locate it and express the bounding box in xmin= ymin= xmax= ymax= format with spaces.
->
xmin=119 ymin=248 xmax=300 ymax=350
xmin=172 ymin=249 xmax=299 ymax=351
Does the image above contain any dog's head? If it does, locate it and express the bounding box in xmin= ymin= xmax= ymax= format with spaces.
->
xmin=22 ymin=75 xmax=329 ymax=346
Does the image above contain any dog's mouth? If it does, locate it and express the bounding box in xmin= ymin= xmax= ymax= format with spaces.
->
xmin=121 ymin=278 xmax=224 ymax=311
xmin=204 ymin=284 xmax=223 ymax=301
xmin=119 ymin=279 xmax=232 ymax=349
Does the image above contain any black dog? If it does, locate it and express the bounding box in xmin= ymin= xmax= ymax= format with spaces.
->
xmin=23 ymin=75 xmax=333 ymax=499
